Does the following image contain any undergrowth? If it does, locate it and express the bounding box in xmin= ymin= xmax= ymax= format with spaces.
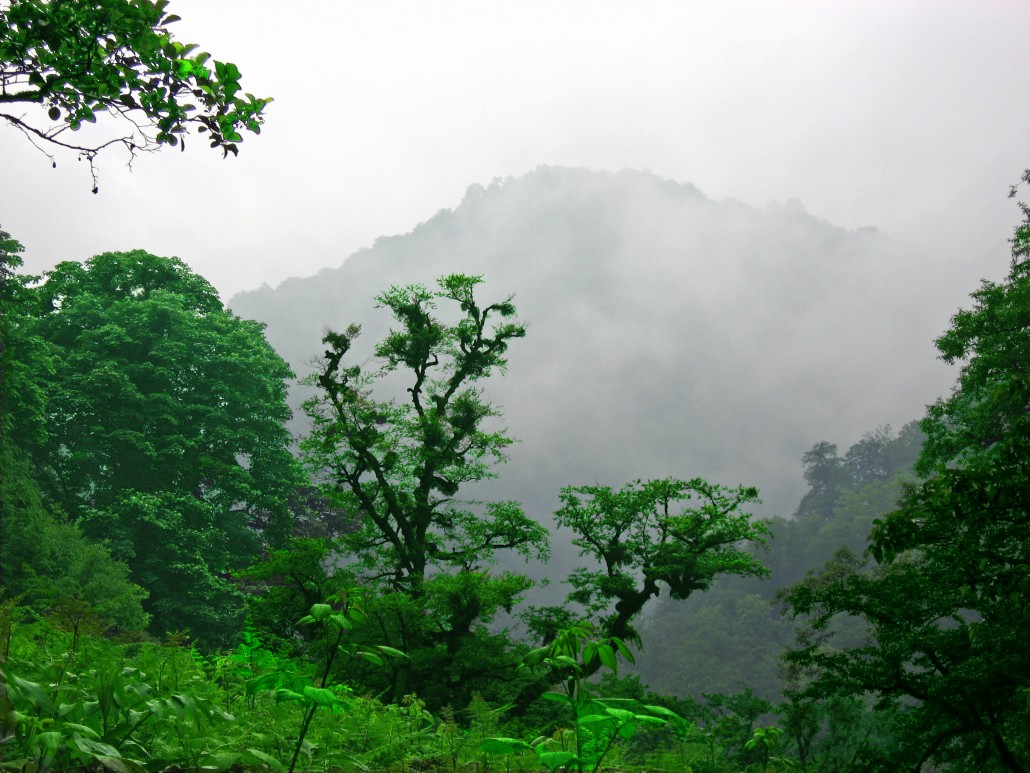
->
xmin=0 ymin=606 xmax=804 ymax=772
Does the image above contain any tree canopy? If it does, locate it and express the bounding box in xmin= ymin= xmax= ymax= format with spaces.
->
xmin=300 ymin=274 xmax=549 ymax=705
xmin=21 ymin=249 xmax=301 ymax=643
xmin=554 ymin=478 xmax=769 ymax=645
xmin=783 ymin=172 xmax=1030 ymax=773
xmin=302 ymin=274 xmax=549 ymax=590
xmin=1 ymin=227 xmax=149 ymax=632
xmin=0 ymin=0 xmax=270 ymax=190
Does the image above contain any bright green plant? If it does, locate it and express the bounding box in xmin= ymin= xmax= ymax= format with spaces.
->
xmin=249 ymin=589 xmax=407 ymax=773
xmin=553 ymin=478 xmax=769 ymax=646
xmin=25 ymin=250 xmax=302 ymax=645
xmin=0 ymin=638 xmax=232 ymax=771
xmin=784 ymin=174 xmax=1030 ymax=773
xmin=303 ymin=275 xmax=546 ymax=590
xmin=302 ymin=275 xmax=548 ymax=705
xmin=482 ymin=623 xmax=675 ymax=773
xmin=744 ymin=726 xmax=786 ymax=773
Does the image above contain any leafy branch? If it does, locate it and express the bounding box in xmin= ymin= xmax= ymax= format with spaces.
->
xmin=1 ymin=0 xmax=271 ymax=190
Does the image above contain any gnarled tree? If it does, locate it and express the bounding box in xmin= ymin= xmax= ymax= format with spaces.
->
xmin=301 ymin=274 xmax=549 ymax=705
xmin=553 ymin=478 xmax=769 ymax=644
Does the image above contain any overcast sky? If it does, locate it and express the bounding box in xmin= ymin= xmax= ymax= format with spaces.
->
xmin=3 ymin=1 xmax=1028 ymax=298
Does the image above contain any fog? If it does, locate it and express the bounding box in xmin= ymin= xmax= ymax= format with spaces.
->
xmin=3 ymin=0 xmax=1027 ymax=584
xmin=3 ymin=1 xmax=1027 ymax=302
xmin=228 ymin=166 xmax=1012 ymax=584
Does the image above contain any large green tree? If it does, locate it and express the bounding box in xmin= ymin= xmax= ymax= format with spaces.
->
xmin=1 ymin=228 xmax=148 ymax=631
xmin=784 ymin=173 xmax=1030 ymax=773
xmin=23 ymin=250 xmax=301 ymax=644
xmin=553 ymin=478 xmax=769 ymax=644
xmin=505 ymin=478 xmax=768 ymax=714
xmin=303 ymin=274 xmax=549 ymax=588
xmin=1 ymin=0 xmax=269 ymax=190
xmin=300 ymin=274 xmax=549 ymax=705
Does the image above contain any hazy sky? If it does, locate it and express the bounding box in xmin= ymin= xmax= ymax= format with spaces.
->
xmin=3 ymin=1 xmax=1028 ymax=298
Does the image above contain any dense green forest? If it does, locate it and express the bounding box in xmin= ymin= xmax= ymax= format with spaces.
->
xmin=2 ymin=1 xmax=1027 ymax=771
xmin=2 ymin=167 xmax=1029 ymax=772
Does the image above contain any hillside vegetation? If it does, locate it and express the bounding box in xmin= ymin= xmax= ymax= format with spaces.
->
xmin=2 ymin=168 xmax=1028 ymax=772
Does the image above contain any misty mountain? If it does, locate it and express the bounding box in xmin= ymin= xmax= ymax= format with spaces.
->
xmin=229 ymin=166 xmax=989 ymax=578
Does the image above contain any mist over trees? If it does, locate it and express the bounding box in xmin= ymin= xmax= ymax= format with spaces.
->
xmin=229 ymin=166 xmax=997 ymax=561
xmin=2 ymin=163 xmax=1028 ymax=772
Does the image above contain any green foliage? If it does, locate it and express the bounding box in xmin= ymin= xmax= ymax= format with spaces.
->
xmin=637 ymin=422 xmax=924 ymax=708
xmin=302 ymin=275 xmax=548 ymax=705
xmin=776 ymin=683 xmax=880 ymax=772
xmin=553 ymin=478 xmax=769 ymax=645
xmin=677 ymin=689 xmax=775 ymax=772
xmin=0 ymin=426 xmax=149 ymax=638
xmin=85 ymin=491 xmax=252 ymax=642
xmin=237 ymin=537 xmax=339 ymax=654
xmin=0 ymin=227 xmax=52 ymax=451
xmin=484 ymin=623 xmax=676 ymax=773
xmin=1 ymin=627 xmax=234 ymax=771
xmin=795 ymin=423 xmax=923 ymax=523
xmin=0 ymin=0 xmax=270 ymax=189
xmin=303 ymin=274 xmax=546 ymax=587
xmin=338 ymin=570 xmax=541 ymax=709
xmin=29 ymin=536 xmax=149 ymax=634
xmin=19 ymin=250 xmax=302 ymax=644
xmin=783 ymin=176 xmax=1030 ymax=772
xmin=0 ymin=608 xmax=820 ymax=773
xmin=744 ymin=726 xmax=784 ymax=773
xmin=269 ymin=590 xmax=406 ymax=773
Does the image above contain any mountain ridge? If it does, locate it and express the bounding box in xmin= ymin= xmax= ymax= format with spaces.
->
xmin=228 ymin=166 xmax=991 ymax=550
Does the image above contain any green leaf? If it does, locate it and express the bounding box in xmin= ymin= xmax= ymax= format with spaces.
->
xmin=74 ymin=737 xmax=122 ymax=758
xmin=577 ymin=714 xmax=615 ymax=726
xmin=480 ymin=737 xmax=532 ymax=755
xmin=10 ymin=675 xmax=54 ymax=713
xmin=244 ymin=748 xmax=284 ymax=770
xmin=201 ymin=751 xmax=239 ymax=769
xmin=97 ymin=757 xmax=147 ymax=773
xmin=274 ymin=688 xmax=307 ymax=705
xmin=307 ymin=603 xmax=332 ymax=622
xmin=302 ymin=686 xmax=339 ymax=708
xmin=329 ymin=613 xmax=353 ymax=630
xmin=537 ymin=751 xmax=577 ymax=771
xmin=634 ymin=713 xmax=669 ymax=726
xmin=597 ymin=643 xmax=618 ymax=671
xmin=540 ymin=691 xmax=569 ymax=703
xmin=583 ymin=642 xmax=597 ymax=665
xmin=552 ymin=655 xmax=580 ymax=669
xmin=643 ymin=704 xmax=683 ymax=721
xmin=604 ymin=707 xmax=635 ymax=722
xmin=246 ymin=672 xmax=281 ymax=696
xmin=612 ymin=637 xmax=634 ymax=663
xmin=63 ymin=722 xmax=100 ymax=739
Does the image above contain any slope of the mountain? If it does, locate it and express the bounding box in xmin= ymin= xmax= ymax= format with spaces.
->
xmin=229 ymin=166 xmax=988 ymax=570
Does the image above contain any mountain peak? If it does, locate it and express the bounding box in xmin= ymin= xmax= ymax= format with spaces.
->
xmin=230 ymin=167 xmax=967 ymax=522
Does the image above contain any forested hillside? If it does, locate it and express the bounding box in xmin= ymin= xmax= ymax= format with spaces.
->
xmin=2 ymin=168 xmax=1028 ymax=772
xmin=230 ymin=167 xmax=992 ymax=526
xmin=637 ymin=421 xmax=924 ymax=701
